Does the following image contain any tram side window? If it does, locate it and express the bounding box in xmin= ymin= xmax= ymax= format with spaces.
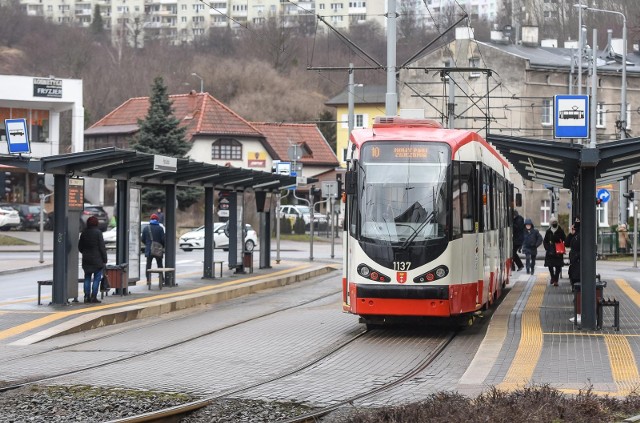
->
xmin=460 ymin=162 xmax=476 ymax=233
xmin=451 ymin=162 xmax=462 ymax=238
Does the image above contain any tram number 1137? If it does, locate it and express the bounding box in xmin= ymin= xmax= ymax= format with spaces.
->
xmin=393 ymin=262 xmax=411 ymax=271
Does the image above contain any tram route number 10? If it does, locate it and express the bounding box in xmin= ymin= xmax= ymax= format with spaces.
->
xmin=393 ymin=262 xmax=411 ymax=271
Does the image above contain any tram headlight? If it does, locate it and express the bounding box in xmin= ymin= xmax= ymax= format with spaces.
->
xmin=414 ymin=265 xmax=449 ymax=283
xmin=359 ymin=266 xmax=370 ymax=277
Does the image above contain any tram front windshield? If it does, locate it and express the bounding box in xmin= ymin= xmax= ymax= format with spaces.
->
xmin=358 ymin=142 xmax=450 ymax=244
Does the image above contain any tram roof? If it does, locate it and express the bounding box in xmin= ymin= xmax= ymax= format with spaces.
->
xmin=0 ymin=147 xmax=296 ymax=190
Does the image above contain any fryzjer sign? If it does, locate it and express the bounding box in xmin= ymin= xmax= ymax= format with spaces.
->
xmin=33 ymin=78 xmax=63 ymax=98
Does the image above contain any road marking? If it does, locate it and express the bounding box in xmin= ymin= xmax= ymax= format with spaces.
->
xmin=498 ymin=273 xmax=545 ymax=390
xmin=0 ymin=263 xmax=313 ymax=341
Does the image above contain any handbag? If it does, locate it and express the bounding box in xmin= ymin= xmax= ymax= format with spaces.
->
xmin=555 ymin=241 xmax=566 ymax=255
xmin=100 ymin=272 xmax=111 ymax=292
xmin=149 ymin=225 xmax=164 ymax=258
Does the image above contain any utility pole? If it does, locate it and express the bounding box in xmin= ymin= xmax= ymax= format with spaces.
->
xmin=385 ymin=0 xmax=397 ymax=116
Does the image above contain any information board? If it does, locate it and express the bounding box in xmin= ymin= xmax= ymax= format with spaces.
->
xmin=68 ymin=178 xmax=84 ymax=211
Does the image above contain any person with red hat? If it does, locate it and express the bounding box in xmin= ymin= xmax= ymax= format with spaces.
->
xmin=142 ymin=212 xmax=165 ymax=284
xmin=78 ymin=215 xmax=108 ymax=303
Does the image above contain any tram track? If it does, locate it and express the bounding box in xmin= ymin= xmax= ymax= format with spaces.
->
xmin=0 ymin=273 xmax=344 ymax=393
xmin=103 ymin=329 xmax=457 ymax=423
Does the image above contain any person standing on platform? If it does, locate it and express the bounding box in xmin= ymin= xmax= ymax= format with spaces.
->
xmin=565 ymin=217 xmax=581 ymax=287
xmin=78 ymin=216 xmax=108 ymax=303
xmin=512 ymin=210 xmax=525 ymax=272
xmin=142 ymin=213 xmax=165 ymax=284
xmin=156 ymin=208 xmax=165 ymax=224
xmin=618 ymin=223 xmax=630 ymax=254
xmin=522 ymin=218 xmax=542 ymax=275
xmin=543 ymin=215 xmax=566 ymax=286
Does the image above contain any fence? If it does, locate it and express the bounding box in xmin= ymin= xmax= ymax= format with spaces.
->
xmin=597 ymin=232 xmax=635 ymax=256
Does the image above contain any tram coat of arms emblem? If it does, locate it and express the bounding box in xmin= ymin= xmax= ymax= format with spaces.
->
xmin=396 ymin=272 xmax=407 ymax=283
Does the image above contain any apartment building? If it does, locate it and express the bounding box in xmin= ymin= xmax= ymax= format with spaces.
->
xmin=15 ymin=0 xmax=505 ymax=45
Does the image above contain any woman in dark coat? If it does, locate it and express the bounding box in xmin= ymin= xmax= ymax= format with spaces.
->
xmin=564 ymin=217 xmax=581 ymax=287
xmin=543 ymin=215 xmax=566 ymax=286
xmin=78 ymin=216 xmax=108 ymax=303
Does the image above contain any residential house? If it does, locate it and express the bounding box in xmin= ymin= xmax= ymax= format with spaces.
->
xmin=325 ymin=84 xmax=388 ymax=167
xmin=85 ymin=91 xmax=339 ymax=212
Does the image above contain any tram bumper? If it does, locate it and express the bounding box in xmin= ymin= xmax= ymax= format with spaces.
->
xmin=351 ymin=284 xmax=451 ymax=317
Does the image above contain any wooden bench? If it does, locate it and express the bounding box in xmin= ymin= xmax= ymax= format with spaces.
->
xmin=147 ymin=268 xmax=175 ymax=290
xmin=37 ymin=280 xmax=53 ymax=305
xmin=213 ymin=260 xmax=224 ymax=278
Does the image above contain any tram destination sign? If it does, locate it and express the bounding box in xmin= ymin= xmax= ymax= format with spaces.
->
xmin=362 ymin=142 xmax=448 ymax=162
xmin=33 ymin=78 xmax=62 ymax=98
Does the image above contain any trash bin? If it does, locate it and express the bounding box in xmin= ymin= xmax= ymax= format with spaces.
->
xmin=243 ymin=251 xmax=254 ymax=273
xmin=105 ymin=263 xmax=128 ymax=296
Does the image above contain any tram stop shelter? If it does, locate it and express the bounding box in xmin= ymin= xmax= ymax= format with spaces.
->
xmin=487 ymin=133 xmax=640 ymax=329
xmin=0 ymin=147 xmax=296 ymax=305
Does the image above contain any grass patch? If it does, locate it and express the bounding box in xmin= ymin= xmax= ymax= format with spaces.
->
xmin=339 ymin=385 xmax=640 ymax=423
xmin=0 ymin=234 xmax=35 ymax=246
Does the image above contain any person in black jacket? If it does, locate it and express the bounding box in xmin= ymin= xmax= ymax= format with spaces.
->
xmin=565 ymin=216 xmax=581 ymax=287
xmin=512 ymin=210 xmax=525 ymax=271
xmin=543 ymin=215 xmax=566 ymax=286
xmin=142 ymin=213 xmax=165 ymax=284
xmin=78 ymin=216 xmax=108 ymax=303
xmin=522 ymin=218 xmax=543 ymax=274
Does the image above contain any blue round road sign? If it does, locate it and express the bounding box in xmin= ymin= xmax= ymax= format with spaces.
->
xmin=597 ymin=188 xmax=610 ymax=203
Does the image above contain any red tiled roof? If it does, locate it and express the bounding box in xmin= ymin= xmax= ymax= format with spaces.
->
xmin=251 ymin=122 xmax=339 ymax=167
xmin=89 ymin=92 xmax=263 ymax=139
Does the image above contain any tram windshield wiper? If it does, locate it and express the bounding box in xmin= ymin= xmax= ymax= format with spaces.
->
xmin=399 ymin=209 xmax=436 ymax=250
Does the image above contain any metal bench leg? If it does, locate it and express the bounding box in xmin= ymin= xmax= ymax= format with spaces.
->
xmin=159 ymin=272 xmax=163 ymax=290
xmin=38 ymin=284 xmax=41 ymax=306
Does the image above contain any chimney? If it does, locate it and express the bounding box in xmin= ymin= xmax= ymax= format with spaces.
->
xmin=521 ymin=26 xmax=539 ymax=47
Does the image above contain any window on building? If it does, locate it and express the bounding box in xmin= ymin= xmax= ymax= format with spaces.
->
xmin=355 ymin=114 xmax=364 ymax=128
xmin=212 ymin=138 xmax=242 ymax=160
xmin=626 ymin=104 xmax=631 ymax=130
xmin=541 ymin=99 xmax=553 ymax=125
xmin=597 ymin=102 xmax=606 ymax=128
xmin=469 ymin=57 xmax=480 ymax=78
xmin=540 ymin=200 xmax=550 ymax=226
xmin=597 ymin=201 xmax=609 ymax=227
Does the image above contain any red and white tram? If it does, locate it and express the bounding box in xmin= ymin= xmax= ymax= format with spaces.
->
xmin=342 ymin=117 xmax=513 ymax=325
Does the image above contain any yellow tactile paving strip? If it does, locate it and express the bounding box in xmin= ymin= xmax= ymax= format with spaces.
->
xmin=0 ymin=264 xmax=313 ymax=342
xmin=497 ymin=274 xmax=546 ymax=390
xmin=497 ymin=275 xmax=640 ymax=395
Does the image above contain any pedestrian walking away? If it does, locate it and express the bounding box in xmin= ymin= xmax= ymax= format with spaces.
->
xmin=155 ymin=208 xmax=165 ymax=224
xmin=78 ymin=215 xmax=108 ymax=303
xmin=512 ymin=210 xmax=525 ymax=271
xmin=565 ymin=216 xmax=581 ymax=287
xmin=522 ymin=218 xmax=542 ymax=275
xmin=142 ymin=213 xmax=165 ymax=284
xmin=543 ymin=215 xmax=566 ymax=286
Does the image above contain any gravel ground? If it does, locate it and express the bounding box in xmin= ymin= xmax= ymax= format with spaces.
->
xmin=0 ymin=385 xmax=320 ymax=422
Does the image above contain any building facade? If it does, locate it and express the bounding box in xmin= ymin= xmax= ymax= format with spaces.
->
xmin=398 ymin=26 xmax=640 ymax=230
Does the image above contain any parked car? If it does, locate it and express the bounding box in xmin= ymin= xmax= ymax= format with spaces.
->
xmin=47 ymin=204 xmax=109 ymax=232
xmin=179 ymin=222 xmax=257 ymax=252
xmin=0 ymin=203 xmax=44 ymax=230
xmin=103 ymin=227 xmax=117 ymax=248
xmin=279 ymin=205 xmax=327 ymax=228
xmin=0 ymin=205 xmax=21 ymax=230
xmin=81 ymin=205 xmax=109 ymax=231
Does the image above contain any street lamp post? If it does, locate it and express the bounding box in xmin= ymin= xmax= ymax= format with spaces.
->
xmin=583 ymin=6 xmax=628 ymax=222
xmin=191 ymin=72 xmax=204 ymax=93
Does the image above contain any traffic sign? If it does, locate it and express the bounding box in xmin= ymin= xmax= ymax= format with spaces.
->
xmin=554 ymin=95 xmax=589 ymax=139
xmin=597 ymin=188 xmax=610 ymax=203
xmin=5 ymin=118 xmax=30 ymax=154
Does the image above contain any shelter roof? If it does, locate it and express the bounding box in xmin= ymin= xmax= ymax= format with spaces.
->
xmin=487 ymin=134 xmax=640 ymax=189
xmin=0 ymin=148 xmax=295 ymax=191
